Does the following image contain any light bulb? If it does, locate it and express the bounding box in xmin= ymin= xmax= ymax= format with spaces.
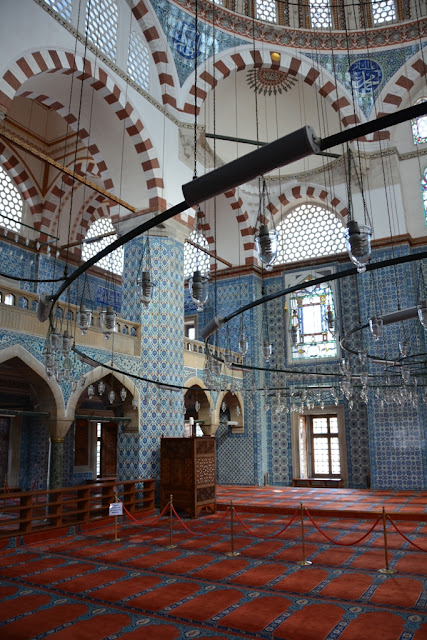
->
xmin=98 ymin=380 xmax=105 ymax=395
xmin=108 ymin=390 xmax=115 ymax=404
xmin=263 ymin=341 xmax=272 ymax=362
xmin=87 ymin=384 xmax=94 ymax=398
xmin=120 ymin=387 xmax=127 ymax=401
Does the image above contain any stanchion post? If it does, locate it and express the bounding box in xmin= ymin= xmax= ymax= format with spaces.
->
xmin=114 ymin=490 xmax=120 ymax=542
xmin=225 ymin=499 xmax=240 ymax=557
xmin=379 ymin=507 xmax=396 ymax=574
xmin=166 ymin=494 xmax=177 ymax=549
xmin=296 ymin=503 xmax=312 ymax=567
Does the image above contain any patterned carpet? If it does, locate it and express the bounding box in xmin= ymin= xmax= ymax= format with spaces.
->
xmin=0 ymin=491 xmax=426 ymax=639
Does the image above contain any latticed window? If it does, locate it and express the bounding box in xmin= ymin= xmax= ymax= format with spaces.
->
xmin=82 ymin=218 xmax=123 ymax=275
xmin=255 ymin=0 xmax=277 ymax=23
xmin=44 ymin=0 xmax=72 ymax=21
xmin=412 ymin=97 xmax=427 ymax=145
xmin=85 ymin=0 xmax=118 ymax=61
xmin=184 ymin=231 xmax=210 ymax=279
xmin=289 ymin=277 xmax=338 ymax=360
xmin=422 ymin=168 xmax=427 ymax=226
xmin=0 ymin=166 xmax=23 ymax=234
xmin=128 ymin=32 xmax=150 ymax=90
xmin=277 ymin=203 xmax=346 ymax=264
xmin=309 ymin=0 xmax=332 ymax=28
xmin=371 ymin=0 xmax=396 ymax=24
xmin=310 ymin=415 xmax=340 ymax=477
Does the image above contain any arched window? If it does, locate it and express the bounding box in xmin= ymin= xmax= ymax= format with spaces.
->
xmin=44 ymin=0 xmax=72 ymax=22
xmin=85 ymin=0 xmax=118 ymax=62
xmin=184 ymin=231 xmax=210 ymax=280
xmin=0 ymin=166 xmax=23 ymax=234
xmin=421 ymin=168 xmax=427 ymax=225
xmin=287 ymin=273 xmax=338 ymax=361
xmin=82 ymin=218 xmax=123 ymax=276
xmin=276 ymin=203 xmax=346 ymax=264
xmin=371 ymin=0 xmax=396 ymax=24
xmin=412 ymin=97 xmax=427 ymax=145
xmin=127 ymin=32 xmax=150 ymax=91
xmin=309 ymin=0 xmax=332 ymax=28
xmin=255 ymin=0 xmax=277 ymax=23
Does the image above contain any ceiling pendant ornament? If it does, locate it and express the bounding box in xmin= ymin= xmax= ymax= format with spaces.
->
xmin=246 ymin=68 xmax=297 ymax=96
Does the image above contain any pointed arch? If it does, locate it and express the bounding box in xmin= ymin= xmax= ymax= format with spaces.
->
xmin=0 ymin=48 xmax=165 ymax=211
xmin=0 ymin=344 xmax=65 ymax=418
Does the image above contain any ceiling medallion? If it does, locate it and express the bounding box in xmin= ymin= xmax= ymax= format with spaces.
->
xmin=246 ymin=68 xmax=297 ymax=96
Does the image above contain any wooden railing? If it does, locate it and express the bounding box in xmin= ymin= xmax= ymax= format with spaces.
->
xmin=0 ymin=478 xmax=155 ymax=539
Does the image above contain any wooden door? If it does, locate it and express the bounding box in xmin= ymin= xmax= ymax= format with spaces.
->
xmin=0 ymin=417 xmax=10 ymax=486
xmin=101 ymin=423 xmax=117 ymax=477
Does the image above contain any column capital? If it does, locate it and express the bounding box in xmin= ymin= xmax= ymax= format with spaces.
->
xmin=46 ymin=418 xmax=73 ymax=439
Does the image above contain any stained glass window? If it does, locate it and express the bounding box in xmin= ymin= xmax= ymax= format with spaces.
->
xmin=85 ymin=0 xmax=118 ymax=62
xmin=289 ymin=276 xmax=338 ymax=360
xmin=82 ymin=218 xmax=123 ymax=275
xmin=184 ymin=231 xmax=210 ymax=279
xmin=412 ymin=97 xmax=427 ymax=145
xmin=422 ymin=167 xmax=427 ymax=226
xmin=0 ymin=166 xmax=22 ymax=234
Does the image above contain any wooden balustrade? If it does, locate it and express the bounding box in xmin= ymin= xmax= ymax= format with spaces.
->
xmin=0 ymin=478 xmax=155 ymax=539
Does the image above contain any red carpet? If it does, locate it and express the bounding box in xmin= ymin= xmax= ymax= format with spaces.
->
xmin=0 ymin=485 xmax=426 ymax=639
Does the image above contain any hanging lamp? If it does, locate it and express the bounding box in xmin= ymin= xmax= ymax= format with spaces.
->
xmin=189 ymin=208 xmax=209 ymax=311
xmin=137 ymin=235 xmax=156 ymax=307
xmin=254 ymin=179 xmax=278 ymax=271
xmin=343 ymin=150 xmax=372 ymax=273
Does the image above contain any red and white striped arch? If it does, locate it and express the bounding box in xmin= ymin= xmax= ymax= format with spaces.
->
xmin=182 ymin=47 xmax=365 ymax=132
xmin=375 ymin=53 xmax=427 ymax=129
xmin=0 ymin=49 xmax=166 ymax=212
xmin=0 ymin=140 xmax=41 ymax=209
xmin=126 ymin=0 xmax=180 ymax=112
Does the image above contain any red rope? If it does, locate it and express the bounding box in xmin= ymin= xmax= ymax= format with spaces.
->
xmin=386 ymin=515 xmax=426 ymax=552
xmin=121 ymin=501 xmax=169 ymax=526
xmin=233 ymin=508 xmax=299 ymax=539
xmin=305 ymin=509 xmax=381 ymax=546
xmin=31 ymin=477 xmax=37 ymax=491
xmin=4 ymin=480 xmax=19 ymax=504
xmin=171 ymin=505 xmax=230 ymax=536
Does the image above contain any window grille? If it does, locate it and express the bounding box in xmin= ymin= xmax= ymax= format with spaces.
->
xmin=255 ymin=0 xmax=277 ymax=23
xmin=184 ymin=231 xmax=210 ymax=280
xmin=44 ymin=0 xmax=72 ymax=21
xmin=277 ymin=203 xmax=346 ymax=264
xmin=82 ymin=218 xmax=123 ymax=276
xmin=85 ymin=0 xmax=118 ymax=62
xmin=371 ymin=0 xmax=396 ymax=24
xmin=309 ymin=0 xmax=332 ymax=28
xmin=0 ymin=167 xmax=23 ymax=234
xmin=127 ymin=32 xmax=150 ymax=91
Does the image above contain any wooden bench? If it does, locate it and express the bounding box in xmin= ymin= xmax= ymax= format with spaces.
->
xmin=292 ymin=478 xmax=342 ymax=488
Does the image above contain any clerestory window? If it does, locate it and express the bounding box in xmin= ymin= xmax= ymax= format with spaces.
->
xmin=85 ymin=0 xmax=118 ymax=62
xmin=184 ymin=230 xmax=210 ymax=280
xmin=82 ymin=218 xmax=123 ymax=276
xmin=412 ymin=97 xmax=427 ymax=145
xmin=0 ymin=166 xmax=23 ymax=235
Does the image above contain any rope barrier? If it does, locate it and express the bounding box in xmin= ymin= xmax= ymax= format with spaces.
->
xmin=171 ymin=504 xmax=230 ymax=536
xmin=233 ymin=507 xmax=298 ymax=539
xmin=305 ymin=509 xmax=382 ymax=546
xmin=387 ymin=515 xmax=427 ymax=552
xmin=4 ymin=480 xmax=19 ymax=504
xmin=121 ymin=501 xmax=169 ymax=526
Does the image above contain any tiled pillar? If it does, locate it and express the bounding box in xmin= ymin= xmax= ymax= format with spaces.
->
xmin=49 ymin=437 xmax=64 ymax=489
xmin=117 ymin=221 xmax=186 ymax=483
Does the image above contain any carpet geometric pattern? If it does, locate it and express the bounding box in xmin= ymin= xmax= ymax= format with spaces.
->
xmin=0 ymin=488 xmax=426 ymax=639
